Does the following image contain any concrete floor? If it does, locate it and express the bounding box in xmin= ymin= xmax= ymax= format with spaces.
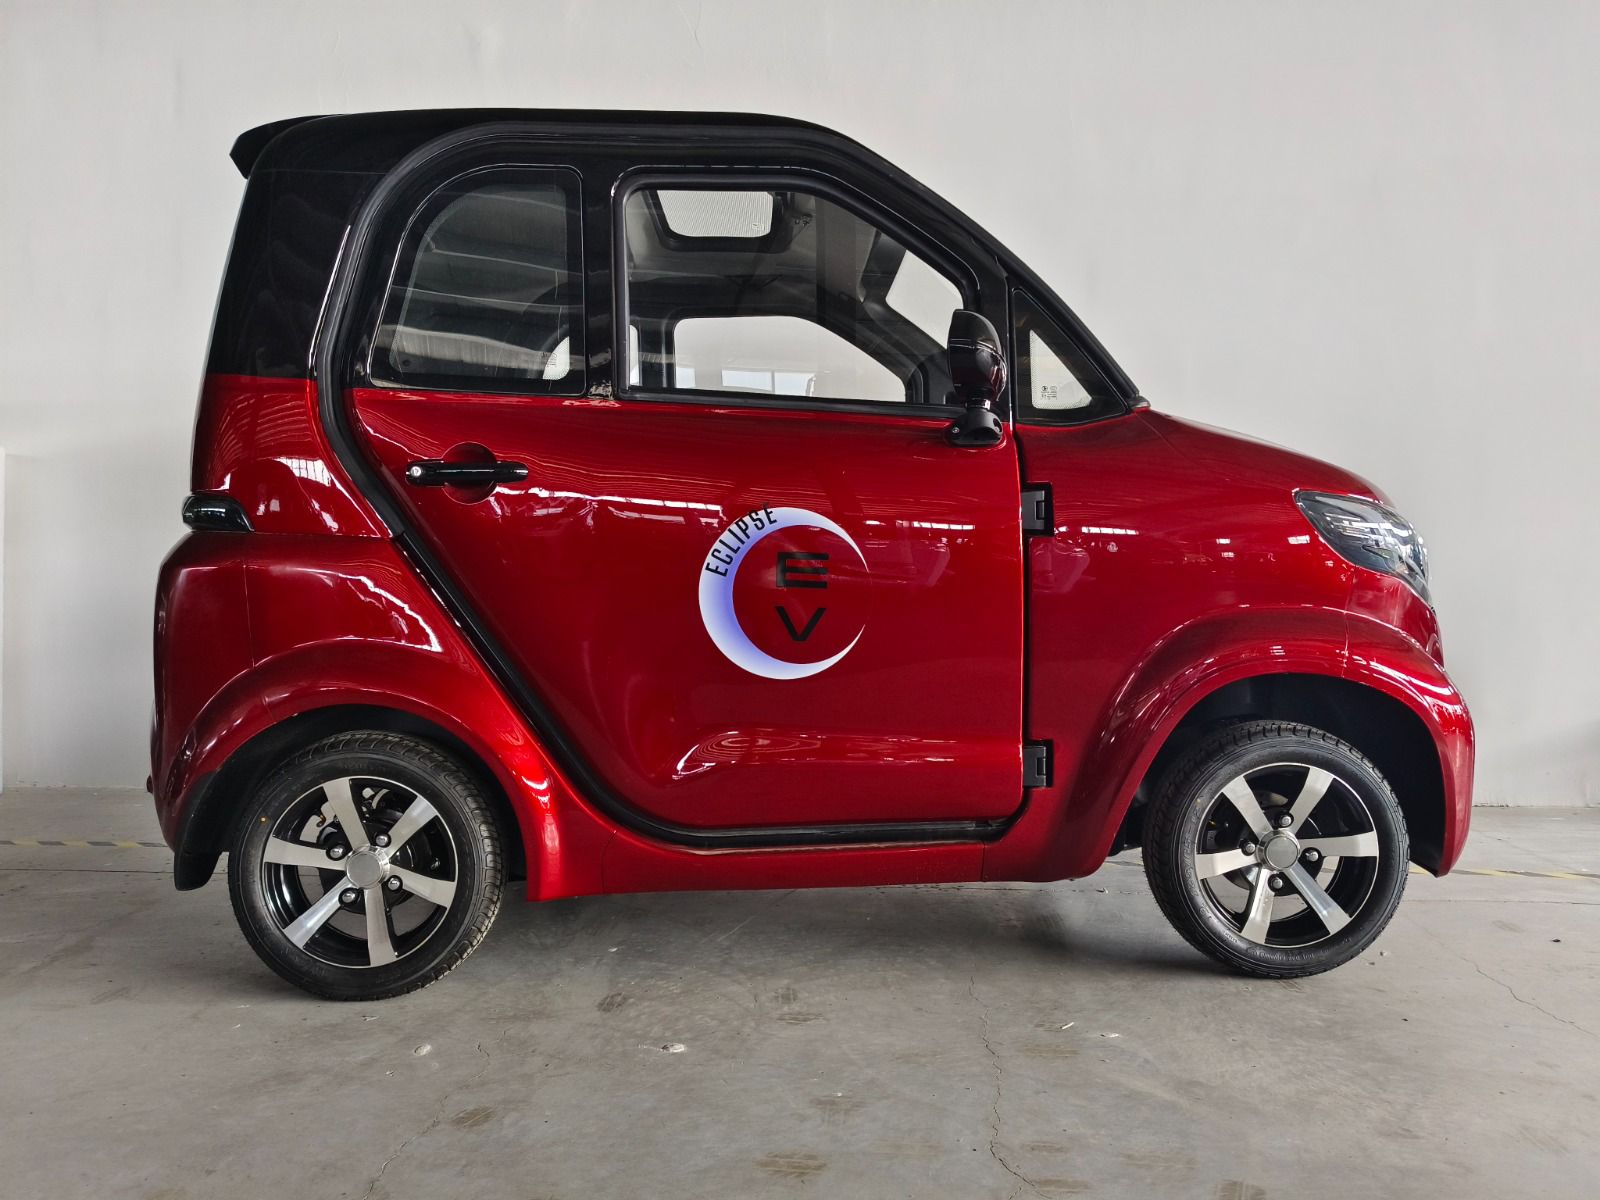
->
xmin=0 ymin=792 xmax=1596 ymax=1200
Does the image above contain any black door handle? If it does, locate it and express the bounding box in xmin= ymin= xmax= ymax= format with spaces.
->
xmin=404 ymin=459 xmax=529 ymax=488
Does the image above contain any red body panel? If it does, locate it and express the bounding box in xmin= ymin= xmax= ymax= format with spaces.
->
xmin=997 ymin=410 xmax=1471 ymax=878
xmin=155 ymin=376 xmax=1473 ymax=899
xmin=191 ymin=376 xmax=385 ymax=537
xmin=346 ymin=386 xmax=1025 ymax=829
xmin=154 ymin=533 xmax=590 ymax=898
xmin=152 ymin=531 xmax=986 ymax=898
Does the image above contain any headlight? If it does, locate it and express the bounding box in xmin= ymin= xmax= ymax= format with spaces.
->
xmin=1295 ymin=490 xmax=1430 ymax=604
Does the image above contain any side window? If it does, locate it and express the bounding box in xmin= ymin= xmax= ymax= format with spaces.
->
xmin=622 ymin=183 xmax=965 ymax=406
xmin=1013 ymin=290 xmax=1123 ymax=423
xmin=671 ymin=315 xmax=902 ymax=401
xmin=370 ymin=168 xmax=583 ymax=394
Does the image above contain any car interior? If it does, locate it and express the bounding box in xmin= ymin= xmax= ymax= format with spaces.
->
xmin=373 ymin=178 xmax=580 ymax=388
xmin=623 ymin=186 xmax=962 ymax=405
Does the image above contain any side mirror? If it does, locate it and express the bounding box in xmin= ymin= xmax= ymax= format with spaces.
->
xmin=945 ymin=310 xmax=1006 ymax=447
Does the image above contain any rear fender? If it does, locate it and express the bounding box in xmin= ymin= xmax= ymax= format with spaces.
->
xmin=158 ymin=536 xmax=613 ymax=898
xmin=168 ymin=640 xmax=611 ymax=898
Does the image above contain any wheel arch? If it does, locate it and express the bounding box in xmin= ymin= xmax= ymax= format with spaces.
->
xmin=173 ymin=704 xmax=527 ymax=891
xmin=1124 ymin=673 xmax=1448 ymax=872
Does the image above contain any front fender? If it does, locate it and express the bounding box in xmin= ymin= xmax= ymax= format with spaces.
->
xmin=1343 ymin=612 xmax=1474 ymax=872
xmin=987 ymin=605 xmax=1471 ymax=880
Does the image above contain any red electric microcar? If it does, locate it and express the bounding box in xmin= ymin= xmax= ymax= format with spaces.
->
xmin=153 ymin=110 xmax=1472 ymax=999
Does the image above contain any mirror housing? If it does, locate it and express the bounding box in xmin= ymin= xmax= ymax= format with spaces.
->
xmin=944 ymin=310 xmax=1006 ymax=447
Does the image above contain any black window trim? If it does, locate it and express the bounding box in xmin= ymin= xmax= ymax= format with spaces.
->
xmin=1010 ymin=286 xmax=1132 ymax=427
xmin=362 ymin=162 xmax=589 ymax=399
xmin=611 ymin=167 xmax=985 ymax=421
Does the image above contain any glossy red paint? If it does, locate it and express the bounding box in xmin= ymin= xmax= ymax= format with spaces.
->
xmin=152 ymin=526 xmax=986 ymax=897
xmin=158 ymin=376 xmax=1471 ymax=897
xmin=997 ymin=410 xmax=1472 ymax=880
xmin=346 ymin=386 xmax=1026 ymax=829
xmin=190 ymin=374 xmax=385 ymax=538
xmin=153 ymin=530 xmax=606 ymax=897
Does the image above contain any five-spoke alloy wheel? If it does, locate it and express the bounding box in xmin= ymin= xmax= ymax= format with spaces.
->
xmin=229 ymin=732 xmax=505 ymax=999
xmin=1144 ymin=721 xmax=1409 ymax=977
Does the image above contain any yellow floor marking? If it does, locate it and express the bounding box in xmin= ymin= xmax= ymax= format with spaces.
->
xmin=0 ymin=840 xmax=1593 ymax=882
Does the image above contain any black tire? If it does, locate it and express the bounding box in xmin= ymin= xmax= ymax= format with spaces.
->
xmin=1143 ymin=720 xmax=1408 ymax=977
xmin=228 ymin=731 xmax=504 ymax=1000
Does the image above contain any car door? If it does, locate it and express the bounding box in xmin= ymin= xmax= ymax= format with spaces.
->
xmin=344 ymin=158 xmax=1025 ymax=836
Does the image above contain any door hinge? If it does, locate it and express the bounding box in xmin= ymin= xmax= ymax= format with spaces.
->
xmin=1022 ymin=484 xmax=1053 ymax=536
xmin=1023 ymin=741 xmax=1053 ymax=789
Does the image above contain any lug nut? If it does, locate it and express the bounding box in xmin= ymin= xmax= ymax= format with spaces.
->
xmin=1304 ymin=848 xmax=1321 ymax=862
xmin=1242 ymin=841 xmax=1259 ymax=856
xmin=327 ymin=844 xmax=348 ymax=860
xmin=1268 ymin=873 xmax=1284 ymax=891
xmin=385 ymin=876 xmax=403 ymax=893
xmin=374 ymin=833 xmax=391 ymax=848
xmin=1276 ymin=814 xmax=1293 ymax=829
xmin=339 ymin=888 xmax=359 ymax=906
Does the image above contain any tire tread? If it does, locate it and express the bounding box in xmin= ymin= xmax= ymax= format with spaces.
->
xmin=1142 ymin=719 xmax=1407 ymax=978
xmin=227 ymin=731 xmax=504 ymax=1001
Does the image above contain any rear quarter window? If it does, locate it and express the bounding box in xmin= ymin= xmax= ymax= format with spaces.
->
xmin=369 ymin=167 xmax=584 ymax=395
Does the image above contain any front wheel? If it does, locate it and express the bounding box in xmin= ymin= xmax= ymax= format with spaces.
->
xmin=1143 ymin=720 xmax=1408 ymax=977
xmin=228 ymin=732 xmax=505 ymax=1000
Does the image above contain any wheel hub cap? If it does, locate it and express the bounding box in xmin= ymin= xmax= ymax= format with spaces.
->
xmin=345 ymin=847 xmax=387 ymax=888
xmin=1261 ymin=832 xmax=1301 ymax=871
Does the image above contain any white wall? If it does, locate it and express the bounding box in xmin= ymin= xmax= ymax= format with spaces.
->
xmin=2 ymin=0 xmax=1596 ymax=804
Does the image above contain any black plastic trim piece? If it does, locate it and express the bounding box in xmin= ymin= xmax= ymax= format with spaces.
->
xmin=170 ymin=770 xmax=223 ymax=890
xmin=1022 ymin=484 xmax=1053 ymax=536
xmin=611 ymin=386 xmax=961 ymax=423
xmin=183 ymin=492 xmax=253 ymax=533
xmin=1023 ymin=742 xmax=1053 ymax=789
xmin=316 ymin=124 xmax=1018 ymax=852
xmin=229 ymin=115 xmax=318 ymax=177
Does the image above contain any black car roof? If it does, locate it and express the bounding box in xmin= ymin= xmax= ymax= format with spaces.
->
xmin=221 ymin=108 xmax=1138 ymax=399
xmin=231 ymin=109 xmax=861 ymax=178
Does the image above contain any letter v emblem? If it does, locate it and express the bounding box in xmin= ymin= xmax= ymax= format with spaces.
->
xmin=775 ymin=606 xmax=826 ymax=642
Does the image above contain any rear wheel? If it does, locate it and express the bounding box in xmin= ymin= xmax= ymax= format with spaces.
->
xmin=1143 ymin=720 xmax=1408 ymax=977
xmin=228 ymin=732 xmax=504 ymax=1000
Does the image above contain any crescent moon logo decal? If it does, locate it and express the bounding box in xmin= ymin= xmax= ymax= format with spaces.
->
xmin=698 ymin=506 xmax=868 ymax=680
